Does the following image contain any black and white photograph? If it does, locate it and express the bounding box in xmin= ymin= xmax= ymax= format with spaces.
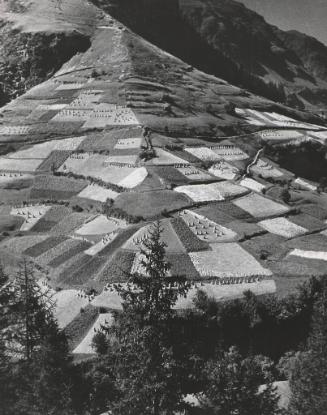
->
xmin=0 ymin=0 xmax=327 ymax=414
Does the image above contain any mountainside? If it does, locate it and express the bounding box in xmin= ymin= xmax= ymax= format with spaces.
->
xmin=0 ymin=0 xmax=326 ymax=349
xmin=92 ymin=0 xmax=327 ymax=113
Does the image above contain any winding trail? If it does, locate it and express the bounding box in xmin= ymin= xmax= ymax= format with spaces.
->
xmin=244 ymin=148 xmax=264 ymax=177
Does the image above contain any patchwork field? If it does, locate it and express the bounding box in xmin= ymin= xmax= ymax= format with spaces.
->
xmin=0 ymin=20 xmax=325 ymax=321
xmin=258 ymin=129 xmax=305 ymax=142
xmin=240 ymin=178 xmax=266 ymax=193
xmin=258 ymin=217 xmax=307 ymax=238
xmin=288 ymin=249 xmax=327 ymax=262
xmin=77 ymin=184 xmax=120 ymax=202
xmin=58 ymin=154 xmax=146 ymax=187
xmin=0 ymin=137 xmax=85 ymax=173
xmin=233 ymin=193 xmax=290 ymax=218
xmin=174 ymin=182 xmax=247 ymax=203
xmin=151 ymin=149 xmax=190 ymax=166
xmin=122 ymin=220 xmax=186 ymax=253
xmin=189 ymin=243 xmax=273 ymax=278
xmin=114 ymin=137 xmax=142 ymax=149
xmin=177 ymin=166 xmax=213 ymax=182
xmin=178 ymin=210 xmax=238 ymax=243
xmin=10 ymin=204 xmax=52 ymax=231
xmin=75 ymin=215 xmax=127 ymax=236
xmin=209 ymin=161 xmax=239 ymax=180
xmin=210 ymin=145 xmax=249 ymax=161
xmin=250 ymin=159 xmax=284 ymax=178
xmin=31 ymin=174 xmax=88 ymax=200
xmin=185 ymin=147 xmax=221 ymax=162
xmin=53 ymin=289 xmax=90 ymax=329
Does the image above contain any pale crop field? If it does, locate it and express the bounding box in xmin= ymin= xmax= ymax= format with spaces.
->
xmin=11 ymin=205 xmax=52 ymax=231
xmin=37 ymin=104 xmax=68 ymax=111
xmin=91 ymin=289 xmax=123 ymax=310
xmin=75 ymin=215 xmax=127 ymax=236
xmin=294 ymin=178 xmax=318 ymax=191
xmin=233 ymin=193 xmax=289 ymax=218
xmin=53 ymin=289 xmax=90 ymax=329
xmin=57 ymin=153 xmax=91 ymax=173
xmin=114 ymin=137 xmax=142 ymax=149
xmin=80 ymin=105 xmax=139 ymax=129
xmin=118 ymin=167 xmax=148 ymax=188
xmin=8 ymin=136 xmax=85 ymax=159
xmin=240 ymin=178 xmax=266 ymax=193
xmin=178 ymin=166 xmax=213 ymax=181
xmin=288 ymin=249 xmax=327 ymax=261
xmin=259 ymin=217 xmax=307 ymax=238
xmin=211 ymin=146 xmax=248 ymax=161
xmin=151 ymin=149 xmax=190 ymax=166
xmin=56 ymin=83 xmax=84 ymax=91
xmin=175 ymin=184 xmax=224 ymax=202
xmin=179 ymin=209 xmax=238 ymax=243
xmin=209 ymin=161 xmax=239 ymax=180
xmin=68 ymin=91 xmax=102 ymax=108
xmin=59 ymin=153 xmax=141 ymax=185
xmin=0 ymin=173 xmax=33 ymax=184
xmin=175 ymin=182 xmax=247 ymax=203
xmin=185 ymin=147 xmax=221 ymax=162
xmin=0 ymin=158 xmax=43 ymax=172
xmin=259 ymin=130 xmax=304 ymax=141
xmin=0 ymin=126 xmax=31 ymax=136
xmin=105 ymin=154 xmax=139 ymax=165
xmin=73 ymin=313 xmax=114 ymax=354
xmin=189 ymin=243 xmax=273 ymax=278
xmin=51 ymin=109 xmax=92 ymax=122
xmin=250 ymin=159 xmax=283 ymax=178
xmin=77 ymin=184 xmax=119 ymax=202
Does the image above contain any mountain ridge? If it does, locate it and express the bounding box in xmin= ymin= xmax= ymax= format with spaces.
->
xmin=91 ymin=0 xmax=327 ymax=113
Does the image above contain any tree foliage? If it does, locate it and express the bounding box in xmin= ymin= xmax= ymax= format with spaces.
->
xmin=0 ymin=260 xmax=82 ymax=415
xmin=284 ymin=283 xmax=327 ymax=415
xmin=200 ymin=346 xmax=281 ymax=415
xmin=100 ymin=222 xmax=191 ymax=415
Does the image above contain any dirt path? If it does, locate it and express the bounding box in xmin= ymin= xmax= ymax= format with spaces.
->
xmin=243 ymin=147 xmax=264 ymax=177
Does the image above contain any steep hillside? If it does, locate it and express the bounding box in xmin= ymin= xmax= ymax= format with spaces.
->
xmin=92 ymin=0 xmax=327 ymax=113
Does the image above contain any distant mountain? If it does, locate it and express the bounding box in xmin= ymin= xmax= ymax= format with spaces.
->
xmin=241 ymin=0 xmax=327 ymax=47
xmin=92 ymin=0 xmax=327 ymax=113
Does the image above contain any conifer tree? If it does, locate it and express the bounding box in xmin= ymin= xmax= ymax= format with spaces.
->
xmin=0 ymin=263 xmax=15 ymax=415
xmin=0 ymin=260 xmax=80 ymax=415
xmin=5 ymin=259 xmax=54 ymax=361
xmin=102 ymin=221 xmax=190 ymax=415
xmin=286 ymin=287 xmax=327 ymax=415
xmin=200 ymin=346 xmax=281 ymax=415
